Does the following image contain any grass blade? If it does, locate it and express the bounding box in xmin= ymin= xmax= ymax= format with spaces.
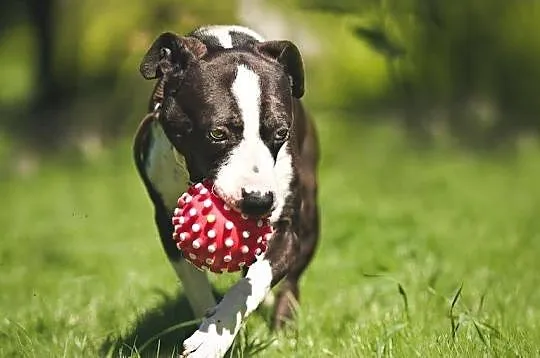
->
xmin=477 ymin=292 xmax=487 ymax=314
xmin=477 ymin=321 xmax=503 ymax=340
xmin=397 ymin=283 xmax=410 ymax=321
xmin=363 ymin=272 xmax=387 ymax=278
xmin=451 ymin=283 xmax=464 ymax=312
xmin=449 ymin=283 xmax=464 ymax=340
xmin=137 ymin=318 xmax=201 ymax=354
xmin=472 ymin=320 xmax=489 ymax=347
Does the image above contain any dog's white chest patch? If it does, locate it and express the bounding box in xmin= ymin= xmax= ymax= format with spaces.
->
xmin=145 ymin=122 xmax=190 ymax=212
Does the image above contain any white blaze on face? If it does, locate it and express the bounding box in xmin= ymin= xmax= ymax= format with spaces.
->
xmin=214 ymin=65 xmax=292 ymax=221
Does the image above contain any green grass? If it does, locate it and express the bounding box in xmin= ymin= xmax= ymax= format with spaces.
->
xmin=1 ymin=112 xmax=540 ymax=357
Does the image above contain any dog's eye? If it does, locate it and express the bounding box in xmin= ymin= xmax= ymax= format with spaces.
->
xmin=274 ymin=128 xmax=289 ymax=141
xmin=208 ymin=128 xmax=228 ymax=142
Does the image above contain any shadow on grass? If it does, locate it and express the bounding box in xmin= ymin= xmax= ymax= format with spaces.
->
xmin=101 ymin=288 xmax=276 ymax=357
xmin=100 ymin=289 xmax=223 ymax=357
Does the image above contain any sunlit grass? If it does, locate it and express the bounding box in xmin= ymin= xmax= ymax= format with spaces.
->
xmin=1 ymin=112 xmax=540 ymax=357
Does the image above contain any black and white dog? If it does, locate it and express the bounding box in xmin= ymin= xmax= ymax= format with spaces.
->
xmin=133 ymin=25 xmax=319 ymax=357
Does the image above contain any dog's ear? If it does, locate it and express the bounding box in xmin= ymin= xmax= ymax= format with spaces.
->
xmin=139 ymin=32 xmax=207 ymax=80
xmin=255 ymin=40 xmax=305 ymax=98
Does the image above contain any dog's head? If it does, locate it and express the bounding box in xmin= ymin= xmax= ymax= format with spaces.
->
xmin=140 ymin=32 xmax=304 ymax=219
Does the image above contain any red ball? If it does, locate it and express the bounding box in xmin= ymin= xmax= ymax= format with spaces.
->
xmin=171 ymin=180 xmax=273 ymax=273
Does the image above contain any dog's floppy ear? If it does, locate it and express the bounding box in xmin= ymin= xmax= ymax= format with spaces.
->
xmin=139 ymin=32 xmax=207 ymax=80
xmin=255 ymin=40 xmax=305 ymax=98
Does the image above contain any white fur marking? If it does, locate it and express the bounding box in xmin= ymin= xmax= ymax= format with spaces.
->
xmin=207 ymin=27 xmax=233 ymax=48
xmin=270 ymin=141 xmax=293 ymax=223
xmin=225 ymin=25 xmax=266 ymax=41
xmin=197 ymin=25 xmax=265 ymax=49
xmin=214 ymin=65 xmax=277 ymax=206
xmin=145 ymin=122 xmax=190 ymax=212
xmin=233 ymin=65 xmax=261 ymax=137
xmin=182 ymin=256 xmax=273 ymax=357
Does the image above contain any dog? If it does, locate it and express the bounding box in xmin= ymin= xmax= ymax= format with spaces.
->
xmin=133 ymin=25 xmax=320 ymax=357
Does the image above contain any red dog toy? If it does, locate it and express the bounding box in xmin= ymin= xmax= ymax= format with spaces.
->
xmin=172 ymin=180 xmax=272 ymax=273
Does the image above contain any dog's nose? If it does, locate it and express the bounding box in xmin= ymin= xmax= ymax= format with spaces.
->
xmin=240 ymin=189 xmax=274 ymax=217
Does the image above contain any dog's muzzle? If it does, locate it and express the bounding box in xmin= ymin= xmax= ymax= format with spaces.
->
xmin=240 ymin=189 xmax=275 ymax=217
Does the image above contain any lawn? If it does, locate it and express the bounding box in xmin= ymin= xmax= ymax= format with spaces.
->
xmin=1 ymin=112 xmax=540 ymax=357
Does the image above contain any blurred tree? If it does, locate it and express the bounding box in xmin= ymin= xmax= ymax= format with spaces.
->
xmin=292 ymin=0 xmax=540 ymax=147
xmin=22 ymin=0 xmax=81 ymax=148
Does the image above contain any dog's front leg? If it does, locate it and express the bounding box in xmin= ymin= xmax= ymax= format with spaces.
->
xmin=181 ymin=228 xmax=298 ymax=358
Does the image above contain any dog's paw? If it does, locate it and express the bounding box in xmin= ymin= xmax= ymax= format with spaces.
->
xmin=181 ymin=318 xmax=235 ymax=358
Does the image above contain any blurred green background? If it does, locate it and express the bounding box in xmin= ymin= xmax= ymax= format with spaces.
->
xmin=3 ymin=0 xmax=540 ymax=163
xmin=2 ymin=0 xmax=540 ymax=356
